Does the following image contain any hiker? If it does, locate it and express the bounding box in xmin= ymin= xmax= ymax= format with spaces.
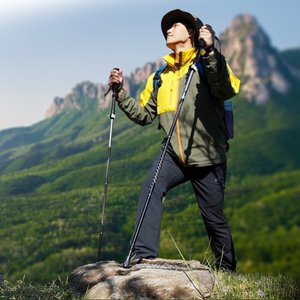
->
xmin=107 ymin=9 xmax=240 ymax=271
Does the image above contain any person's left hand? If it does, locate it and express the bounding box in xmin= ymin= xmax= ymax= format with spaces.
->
xmin=199 ymin=24 xmax=215 ymax=49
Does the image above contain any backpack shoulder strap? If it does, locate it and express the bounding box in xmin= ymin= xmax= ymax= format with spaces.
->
xmin=194 ymin=57 xmax=208 ymax=85
xmin=152 ymin=65 xmax=167 ymax=99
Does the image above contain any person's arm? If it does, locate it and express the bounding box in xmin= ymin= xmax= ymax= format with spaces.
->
xmin=202 ymin=50 xmax=240 ymax=101
xmin=198 ymin=25 xmax=240 ymax=101
xmin=108 ymin=68 xmax=157 ymax=125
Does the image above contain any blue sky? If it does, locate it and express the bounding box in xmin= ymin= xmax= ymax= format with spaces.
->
xmin=0 ymin=0 xmax=299 ymax=130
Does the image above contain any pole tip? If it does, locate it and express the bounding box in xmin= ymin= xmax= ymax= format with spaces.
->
xmin=122 ymin=256 xmax=131 ymax=269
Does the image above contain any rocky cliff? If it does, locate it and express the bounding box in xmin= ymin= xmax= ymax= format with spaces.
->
xmin=219 ymin=14 xmax=299 ymax=103
xmin=45 ymin=81 xmax=104 ymax=118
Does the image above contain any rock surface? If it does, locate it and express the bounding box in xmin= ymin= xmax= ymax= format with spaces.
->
xmin=69 ymin=258 xmax=215 ymax=299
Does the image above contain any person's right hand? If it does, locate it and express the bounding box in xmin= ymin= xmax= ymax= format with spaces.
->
xmin=108 ymin=68 xmax=123 ymax=91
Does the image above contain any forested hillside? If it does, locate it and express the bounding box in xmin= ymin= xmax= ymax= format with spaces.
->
xmin=1 ymin=81 xmax=300 ymax=282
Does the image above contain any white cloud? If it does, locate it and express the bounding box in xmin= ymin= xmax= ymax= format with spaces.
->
xmin=0 ymin=0 xmax=66 ymax=13
xmin=0 ymin=0 xmax=147 ymax=25
xmin=0 ymin=0 xmax=102 ymax=22
xmin=0 ymin=0 xmax=136 ymax=16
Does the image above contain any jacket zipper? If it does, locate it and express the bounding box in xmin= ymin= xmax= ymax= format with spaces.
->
xmin=176 ymin=119 xmax=186 ymax=165
xmin=175 ymin=56 xmax=186 ymax=166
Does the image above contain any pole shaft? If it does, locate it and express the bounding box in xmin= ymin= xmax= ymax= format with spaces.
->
xmin=97 ymin=90 xmax=117 ymax=260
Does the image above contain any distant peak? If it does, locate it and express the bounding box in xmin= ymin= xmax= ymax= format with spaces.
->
xmin=45 ymin=81 xmax=102 ymax=118
xmin=232 ymin=14 xmax=259 ymax=26
xmin=219 ymin=14 xmax=299 ymax=103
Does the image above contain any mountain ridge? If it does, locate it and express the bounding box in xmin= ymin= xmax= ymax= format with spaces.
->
xmin=42 ymin=14 xmax=300 ymax=119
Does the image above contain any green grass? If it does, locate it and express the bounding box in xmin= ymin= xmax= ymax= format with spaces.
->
xmin=212 ymin=271 xmax=300 ymax=300
xmin=0 ymin=277 xmax=81 ymax=300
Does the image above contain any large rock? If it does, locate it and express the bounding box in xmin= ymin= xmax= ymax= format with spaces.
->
xmin=69 ymin=258 xmax=214 ymax=299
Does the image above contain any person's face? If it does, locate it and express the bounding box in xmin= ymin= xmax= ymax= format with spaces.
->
xmin=166 ymin=22 xmax=192 ymax=50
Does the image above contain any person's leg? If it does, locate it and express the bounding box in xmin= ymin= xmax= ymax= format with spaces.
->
xmin=190 ymin=162 xmax=236 ymax=271
xmin=132 ymin=151 xmax=187 ymax=259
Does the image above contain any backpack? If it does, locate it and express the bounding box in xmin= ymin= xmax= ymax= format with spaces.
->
xmin=152 ymin=59 xmax=234 ymax=141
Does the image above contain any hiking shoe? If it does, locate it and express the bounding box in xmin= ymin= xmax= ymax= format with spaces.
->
xmin=129 ymin=253 xmax=143 ymax=265
xmin=130 ymin=254 xmax=156 ymax=265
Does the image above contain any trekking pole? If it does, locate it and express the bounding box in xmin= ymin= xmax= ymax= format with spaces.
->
xmin=97 ymin=74 xmax=119 ymax=261
xmin=123 ymin=62 xmax=199 ymax=268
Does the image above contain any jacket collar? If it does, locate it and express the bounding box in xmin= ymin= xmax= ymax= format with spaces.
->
xmin=163 ymin=48 xmax=198 ymax=70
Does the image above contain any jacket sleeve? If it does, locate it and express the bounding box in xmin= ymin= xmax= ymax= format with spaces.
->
xmin=202 ymin=50 xmax=240 ymax=101
xmin=116 ymin=74 xmax=157 ymax=126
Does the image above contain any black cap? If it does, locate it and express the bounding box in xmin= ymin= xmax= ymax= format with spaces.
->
xmin=161 ymin=9 xmax=203 ymax=39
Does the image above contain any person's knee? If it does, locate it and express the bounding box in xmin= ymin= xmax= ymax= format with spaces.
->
xmin=202 ymin=211 xmax=228 ymax=228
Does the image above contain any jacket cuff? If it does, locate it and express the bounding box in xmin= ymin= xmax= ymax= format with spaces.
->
xmin=115 ymin=88 xmax=127 ymax=103
xmin=202 ymin=49 xmax=219 ymax=65
xmin=202 ymin=51 xmax=219 ymax=75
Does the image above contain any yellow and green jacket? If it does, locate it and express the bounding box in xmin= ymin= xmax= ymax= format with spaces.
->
xmin=117 ymin=47 xmax=240 ymax=167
